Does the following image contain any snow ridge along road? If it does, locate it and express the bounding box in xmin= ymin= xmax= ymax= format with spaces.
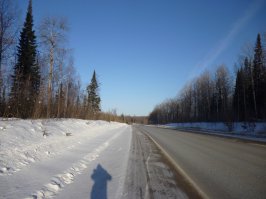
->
xmin=0 ymin=119 xmax=131 ymax=199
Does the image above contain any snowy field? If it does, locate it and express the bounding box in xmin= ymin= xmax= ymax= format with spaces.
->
xmin=0 ymin=119 xmax=131 ymax=199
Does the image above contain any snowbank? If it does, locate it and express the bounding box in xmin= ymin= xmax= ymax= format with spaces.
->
xmin=0 ymin=118 xmax=126 ymax=175
xmin=163 ymin=122 xmax=266 ymax=137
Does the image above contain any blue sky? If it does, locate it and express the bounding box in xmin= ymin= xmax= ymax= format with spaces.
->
xmin=17 ymin=0 xmax=265 ymax=116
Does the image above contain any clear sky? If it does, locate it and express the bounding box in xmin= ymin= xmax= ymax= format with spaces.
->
xmin=17 ymin=0 xmax=266 ymax=116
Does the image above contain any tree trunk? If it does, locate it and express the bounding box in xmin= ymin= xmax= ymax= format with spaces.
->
xmin=250 ymin=65 xmax=257 ymax=119
xmin=47 ymin=46 xmax=54 ymax=118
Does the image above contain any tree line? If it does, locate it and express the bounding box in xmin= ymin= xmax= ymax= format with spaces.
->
xmin=149 ymin=33 xmax=266 ymax=126
xmin=0 ymin=0 xmax=103 ymax=120
xmin=0 ymin=0 xmax=147 ymax=124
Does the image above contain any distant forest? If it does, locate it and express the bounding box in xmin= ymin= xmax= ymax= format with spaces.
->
xmin=149 ymin=33 xmax=266 ymax=125
xmin=0 ymin=0 xmax=144 ymax=123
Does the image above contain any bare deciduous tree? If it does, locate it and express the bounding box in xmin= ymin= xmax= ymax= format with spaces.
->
xmin=0 ymin=0 xmax=18 ymax=115
xmin=0 ymin=0 xmax=17 ymax=70
xmin=39 ymin=16 xmax=68 ymax=117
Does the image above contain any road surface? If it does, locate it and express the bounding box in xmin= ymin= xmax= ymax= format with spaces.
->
xmin=122 ymin=126 xmax=191 ymax=199
xmin=136 ymin=125 xmax=266 ymax=199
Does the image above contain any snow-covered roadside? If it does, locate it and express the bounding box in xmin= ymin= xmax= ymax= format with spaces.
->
xmin=0 ymin=119 xmax=126 ymax=175
xmin=55 ymin=125 xmax=131 ymax=199
xmin=159 ymin=122 xmax=266 ymax=142
xmin=0 ymin=119 xmax=131 ymax=199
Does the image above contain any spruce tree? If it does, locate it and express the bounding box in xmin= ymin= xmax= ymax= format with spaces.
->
xmin=242 ymin=57 xmax=254 ymax=121
xmin=233 ymin=69 xmax=242 ymax=121
xmin=87 ymin=70 xmax=101 ymax=117
xmin=253 ymin=33 xmax=265 ymax=119
xmin=10 ymin=0 xmax=40 ymax=118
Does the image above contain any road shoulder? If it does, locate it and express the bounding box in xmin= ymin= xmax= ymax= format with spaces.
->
xmin=122 ymin=125 xmax=201 ymax=199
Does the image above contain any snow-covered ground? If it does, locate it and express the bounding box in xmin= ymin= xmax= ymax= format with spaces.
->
xmin=0 ymin=119 xmax=194 ymax=199
xmin=160 ymin=122 xmax=266 ymax=142
xmin=0 ymin=119 xmax=131 ymax=199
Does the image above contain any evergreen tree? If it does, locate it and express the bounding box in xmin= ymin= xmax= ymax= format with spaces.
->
xmin=233 ymin=68 xmax=243 ymax=121
xmin=87 ymin=70 xmax=101 ymax=117
xmin=233 ymin=57 xmax=254 ymax=122
xmin=233 ymin=55 xmax=260 ymax=122
xmin=253 ymin=33 xmax=265 ymax=119
xmin=9 ymin=0 xmax=40 ymax=118
xmin=242 ymin=57 xmax=254 ymax=121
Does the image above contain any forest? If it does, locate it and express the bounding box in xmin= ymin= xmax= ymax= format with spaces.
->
xmin=0 ymin=0 xmax=92 ymax=119
xmin=0 ymin=0 xmax=120 ymax=121
xmin=149 ymin=33 xmax=266 ymax=126
xmin=0 ymin=0 xmax=148 ymax=124
xmin=1 ymin=0 xmax=265 ymax=126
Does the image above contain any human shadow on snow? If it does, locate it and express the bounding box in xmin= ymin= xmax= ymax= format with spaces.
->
xmin=90 ymin=164 xmax=112 ymax=199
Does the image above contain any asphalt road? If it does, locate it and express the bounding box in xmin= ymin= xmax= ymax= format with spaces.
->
xmin=136 ymin=125 xmax=266 ymax=199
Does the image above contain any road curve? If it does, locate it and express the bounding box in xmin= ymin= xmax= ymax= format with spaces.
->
xmin=136 ymin=125 xmax=266 ymax=199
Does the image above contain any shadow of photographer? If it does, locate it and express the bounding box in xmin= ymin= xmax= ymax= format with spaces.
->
xmin=90 ymin=164 xmax=112 ymax=199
